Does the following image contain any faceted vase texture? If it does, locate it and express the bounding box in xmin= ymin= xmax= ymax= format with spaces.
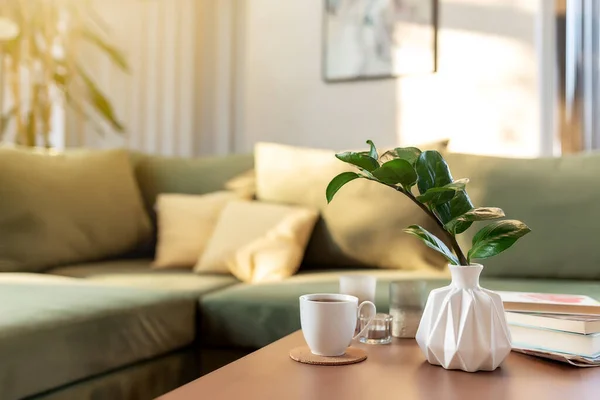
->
xmin=415 ymin=264 xmax=512 ymax=372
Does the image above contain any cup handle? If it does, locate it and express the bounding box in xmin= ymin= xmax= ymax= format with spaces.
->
xmin=352 ymin=301 xmax=376 ymax=341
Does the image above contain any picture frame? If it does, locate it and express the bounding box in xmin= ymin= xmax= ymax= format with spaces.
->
xmin=323 ymin=0 xmax=438 ymax=83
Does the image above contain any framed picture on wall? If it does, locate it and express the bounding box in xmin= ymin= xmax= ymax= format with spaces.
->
xmin=323 ymin=0 xmax=438 ymax=82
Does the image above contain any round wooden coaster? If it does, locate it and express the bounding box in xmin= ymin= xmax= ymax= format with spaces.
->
xmin=289 ymin=346 xmax=367 ymax=366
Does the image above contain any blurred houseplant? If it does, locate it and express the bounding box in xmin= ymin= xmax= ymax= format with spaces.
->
xmin=0 ymin=0 xmax=126 ymax=147
xmin=326 ymin=141 xmax=531 ymax=372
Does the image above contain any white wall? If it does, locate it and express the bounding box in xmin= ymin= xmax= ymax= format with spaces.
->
xmin=397 ymin=0 xmax=542 ymax=157
xmin=234 ymin=0 xmax=398 ymax=153
xmin=235 ymin=0 xmax=546 ymax=157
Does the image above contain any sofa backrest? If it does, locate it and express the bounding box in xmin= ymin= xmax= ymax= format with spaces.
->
xmin=445 ymin=151 xmax=600 ymax=279
xmin=130 ymin=151 xmax=254 ymax=225
xmin=255 ymin=142 xmax=600 ymax=279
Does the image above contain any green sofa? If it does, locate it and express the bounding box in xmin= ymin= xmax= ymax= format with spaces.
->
xmin=1 ymin=146 xmax=600 ymax=400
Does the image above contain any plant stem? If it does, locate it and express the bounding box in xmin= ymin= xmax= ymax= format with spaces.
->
xmin=396 ymin=187 xmax=469 ymax=266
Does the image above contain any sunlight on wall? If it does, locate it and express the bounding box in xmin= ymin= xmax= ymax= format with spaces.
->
xmin=74 ymin=0 xmax=546 ymax=158
xmin=397 ymin=0 xmax=541 ymax=157
xmin=452 ymin=0 xmax=538 ymax=12
xmin=236 ymin=0 xmax=398 ymax=153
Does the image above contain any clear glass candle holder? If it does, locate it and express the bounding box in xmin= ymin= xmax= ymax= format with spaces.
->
xmin=358 ymin=313 xmax=392 ymax=345
xmin=389 ymin=280 xmax=428 ymax=339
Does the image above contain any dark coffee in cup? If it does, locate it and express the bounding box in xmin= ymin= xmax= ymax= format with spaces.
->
xmin=312 ymin=299 xmax=343 ymax=303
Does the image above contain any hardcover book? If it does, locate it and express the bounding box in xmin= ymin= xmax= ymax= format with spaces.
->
xmin=498 ymin=291 xmax=600 ymax=315
xmin=509 ymin=324 xmax=600 ymax=358
xmin=505 ymin=312 xmax=600 ymax=335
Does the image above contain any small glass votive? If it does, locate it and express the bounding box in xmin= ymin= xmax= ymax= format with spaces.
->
xmin=389 ymin=280 xmax=428 ymax=339
xmin=358 ymin=313 xmax=392 ymax=344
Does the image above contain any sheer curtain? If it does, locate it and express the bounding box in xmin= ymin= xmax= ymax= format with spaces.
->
xmin=556 ymin=0 xmax=600 ymax=153
xmin=65 ymin=0 xmax=238 ymax=157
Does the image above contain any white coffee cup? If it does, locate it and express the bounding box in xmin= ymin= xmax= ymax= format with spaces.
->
xmin=299 ymin=293 xmax=376 ymax=356
xmin=339 ymin=275 xmax=377 ymax=305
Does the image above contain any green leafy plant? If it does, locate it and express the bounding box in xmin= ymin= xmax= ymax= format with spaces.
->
xmin=326 ymin=140 xmax=531 ymax=266
xmin=0 ymin=1 xmax=128 ymax=147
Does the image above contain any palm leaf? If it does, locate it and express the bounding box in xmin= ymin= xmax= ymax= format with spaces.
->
xmin=76 ymin=65 xmax=125 ymax=132
xmin=69 ymin=0 xmax=110 ymax=35
xmin=65 ymin=93 xmax=107 ymax=137
xmin=0 ymin=107 xmax=17 ymax=140
xmin=80 ymin=28 xmax=129 ymax=72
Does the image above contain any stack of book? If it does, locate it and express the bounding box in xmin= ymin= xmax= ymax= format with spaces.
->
xmin=499 ymin=291 xmax=600 ymax=367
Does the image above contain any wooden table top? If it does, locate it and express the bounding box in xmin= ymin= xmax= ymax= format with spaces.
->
xmin=158 ymin=331 xmax=600 ymax=400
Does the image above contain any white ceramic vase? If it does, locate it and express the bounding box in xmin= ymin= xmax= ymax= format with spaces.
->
xmin=415 ymin=264 xmax=512 ymax=372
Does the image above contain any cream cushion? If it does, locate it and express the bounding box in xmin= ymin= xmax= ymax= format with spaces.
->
xmin=195 ymin=200 xmax=318 ymax=283
xmin=254 ymin=141 xmax=450 ymax=271
xmin=153 ymin=191 xmax=242 ymax=269
xmin=224 ymin=169 xmax=256 ymax=198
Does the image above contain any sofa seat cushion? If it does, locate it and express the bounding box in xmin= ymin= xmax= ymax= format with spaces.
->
xmin=0 ymin=273 xmax=196 ymax=400
xmin=199 ymin=269 xmax=600 ymax=349
xmin=199 ymin=269 xmax=449 ymax=349
xmin=48 ymin=259 xmax=238 ymax=296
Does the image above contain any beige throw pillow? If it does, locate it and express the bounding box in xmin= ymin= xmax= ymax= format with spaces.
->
xmin=195 ymin=200 xmax=318 ymax=283
xmin=153 ymin=191 xmax=243 ymax=269
xmin=254 ymin=141 xmax=450 ymax=271
xmin=224 ymin=169 xmax=256 ymax=199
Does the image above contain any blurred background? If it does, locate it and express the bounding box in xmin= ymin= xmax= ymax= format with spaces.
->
xmin=0 ymin=0 xmax=597 ymax=158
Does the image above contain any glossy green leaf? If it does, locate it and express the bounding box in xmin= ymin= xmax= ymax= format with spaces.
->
xmin=417 ymin=188 xmax=455 ymax=206
xmin=335 ymin=152 xmax=379 ymax=172
xmin=380 ymin=147 xmax=422 ymax=165
xmin=445 ymin=207 xmax=506 ymax=234
xmin=436 ymin=192 xmax=475 ymax=233
xmin=415 ymin=151 xmax=475 ymax=229
xmin=379 ymin=150 xmax=395 ymax=163
xmin=416 ymin=178 xmax=469 ymax=206
xmin=415 ymin=150 xmax=453 ymax=194
xmin=393 ymin=147 xmax=422 ymax=165
xmin=371 ymin=159 xmax=417 ymax=188
xmin=326 ymin=172 xmax=360 ymax=203
xmin=403 ymin=225 xmax=459 ymax=265
xmin=467 ymin=220 xmax=531 ymax=262
xmin=366 ymin=140 xmax=378 ymax=160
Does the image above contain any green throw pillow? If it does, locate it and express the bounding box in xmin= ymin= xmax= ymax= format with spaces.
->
xmin=0 ymin=147 xmax=152 ymax=272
